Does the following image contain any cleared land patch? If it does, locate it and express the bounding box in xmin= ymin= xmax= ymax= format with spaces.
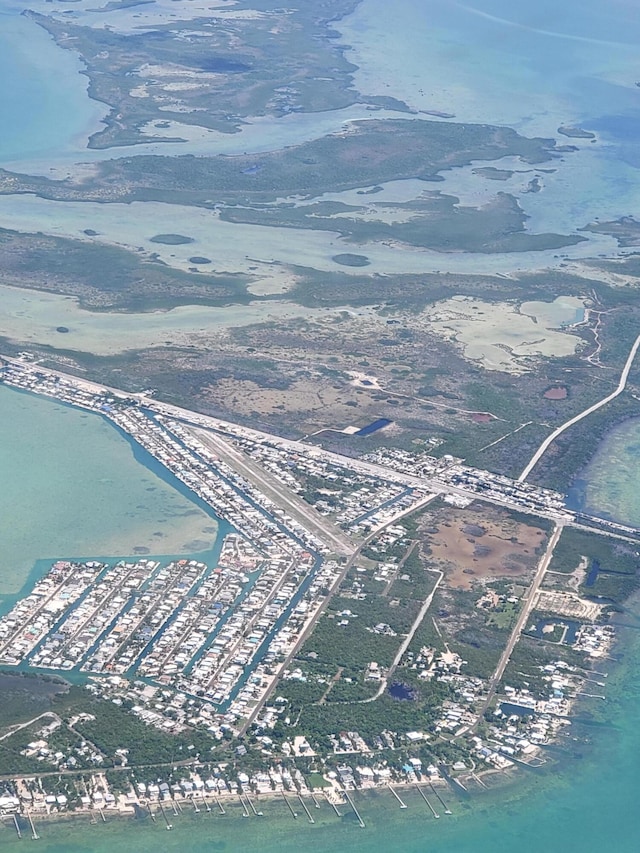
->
xmin=422 ymin=506 xmax=546 ymax=590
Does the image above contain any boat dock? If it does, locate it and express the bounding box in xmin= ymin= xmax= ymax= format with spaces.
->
xmin=27 ymin=811 xmax=39 ymax=840
xmin=246 ymin=795 xmax=262 ymax=816
xmin=282 ymin=792 xmax=298 ymax=820
xmin=341 ymin=788 xmax=365 ymax=828
xmin=326 ymin=793 xmax=342 ymax=817
xmin=387 ymin=783 xmax=407 ymax=809
xmin=158 ymin=802 xmax=173 ymax=830
xmin=298 ymin=794 xmax=315 ymax=823
xmin=415 ymin=784 xmax=439 ymax=818
xmin=430 ymin=783 xmax=452 ymax=815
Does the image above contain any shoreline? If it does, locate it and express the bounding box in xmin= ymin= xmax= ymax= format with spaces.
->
xmin=0 ymin=767 xmax=499 ymax=830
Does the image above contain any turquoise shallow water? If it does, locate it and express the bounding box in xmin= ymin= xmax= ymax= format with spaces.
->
xmin=337 ymin=0 xmax=640 ymax=240
xmin=0 ymin=8 xmax=105 ymax=163
xmin=570 ymin=417 xmax=640 ymax=528
xmin=0 ymin=0 xmax=638 ymax=251
xmin=0 ymin=383 xmax=221 ymax=597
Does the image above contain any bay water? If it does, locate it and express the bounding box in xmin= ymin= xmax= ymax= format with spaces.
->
xmin=0 ymin=383 xmax=220 ymax=600
xmin=0 ymin=0 xmax=639 ymax=263
xmin=569 ymin=417 xmax=640 ymax=529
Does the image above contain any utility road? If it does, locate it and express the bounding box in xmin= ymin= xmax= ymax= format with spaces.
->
xmin=519 ymin=334 xmax=640 ymax=482
xmin=472 ymin=522 xmax=563 ymax=726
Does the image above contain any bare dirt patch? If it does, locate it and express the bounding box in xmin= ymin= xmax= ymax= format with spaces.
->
xmin=535 ymin=590 xmax=604 ymax=621
xmin=423 ymin=507 xmax=545 ymax=590
xmin=543 ymin=386 xmax=568 ymax=400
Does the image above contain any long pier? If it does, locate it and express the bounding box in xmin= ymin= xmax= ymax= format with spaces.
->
xmin=246 ymin=795 xmax=262 ymax=816
xmin=297 ymin=794 xmax=315 ymax=824
xmin=158 ymin=802 xmax=173 ymax=830
xmin=430 ymin=783 xmax=452 ymax=815
xmin=282 ymin=792 xmax=298 ymax=820
xmin=415 ymin=784 xmax=439 ymax=818
xmin=326 ymin=794 xmax=342 ymax=817
xmin=341 ymin=788 xmax=365 ymax=828
xmin=387 ymin=783 xmax=407 ymax=809
xmin=27 ymin=811 xmax=39 ymax=840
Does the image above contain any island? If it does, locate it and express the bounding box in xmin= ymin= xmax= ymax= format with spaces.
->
xmin=0 ymin=0 xmax=639 ymax=843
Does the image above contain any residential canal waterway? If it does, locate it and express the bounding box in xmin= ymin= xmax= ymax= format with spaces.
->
xmin=1 ymin=612 xmax=639 ymax=853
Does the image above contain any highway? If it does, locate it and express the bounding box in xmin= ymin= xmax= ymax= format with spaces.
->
xmin=2 ymin=355 xmax=637 ymax=746
xmin=4 ymin=354 xmax=640 ymax=547
xmin=518 ymin=334 xmax=640 ymax=482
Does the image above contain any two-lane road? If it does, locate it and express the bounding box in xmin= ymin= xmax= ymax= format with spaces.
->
xmin=474 ymin=522 xmax=564 ymax=724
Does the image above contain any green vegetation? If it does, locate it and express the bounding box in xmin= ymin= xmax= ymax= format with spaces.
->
xmin=501 ymin=635 xmax=585 ymax=697
xmin=52 ymin=688 xmax=217 ymax=767
xmin=149 ymin=234 xmax=195 ymax=245
xmin=332 ymin=253 xmax=370 ymax=267
xmin=219 ymin=191 xmax=582 ymax=253
xmin=529 ymin=395 xmax=640 ymax=491
xmin=0 ymin=118 xmax=557 ymax=206
xmin=290 ymin=686 xmax=451 ymax=746
xmin=486 ymin=599 xmax=519 ymax=629
xmin=0 ymin=721 xmax=50 ymax=775
xmin=580 ymin=216 xmax=640 ymax=247
xmin=549 ymin=527 xmax=639 ymax=592
xmin=300 ymin=605 xmax=405 ymax=670
xmin=28 ymin=0 xmax=365 ymax=147
xmin=0 ymin=227 xmax=250 ymax=311
xmin=0 ymin=672 xmax=68 ymax=734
